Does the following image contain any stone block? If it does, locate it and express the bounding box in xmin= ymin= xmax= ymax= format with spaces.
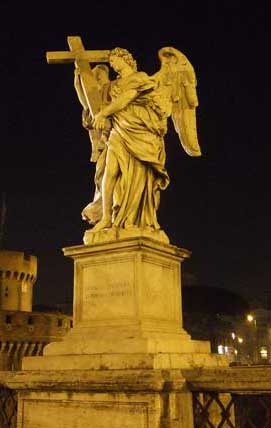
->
xmin=14 ymin=369 xmax=194 ymax=428
xmin=43 ymin=238 xmax=196 ymax=359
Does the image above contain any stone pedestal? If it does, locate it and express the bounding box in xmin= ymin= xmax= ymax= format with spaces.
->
xmin=15 ymin=370 xmax=194 ymax=428
xmin=18 ymin=237 xmax=227 ymax=427
xmin=23 ymin=237 xmax=224 ymax=370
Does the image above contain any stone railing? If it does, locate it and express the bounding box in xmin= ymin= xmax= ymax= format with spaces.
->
xmin=1 ymin=366 xmax=271 ymax=427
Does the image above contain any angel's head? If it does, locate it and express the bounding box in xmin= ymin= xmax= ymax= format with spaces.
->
xmin=109 ymin=48 xmax=137 ymax=74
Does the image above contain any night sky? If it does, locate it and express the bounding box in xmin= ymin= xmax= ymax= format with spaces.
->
xmin=2 ymin=2 xmax=270 ymax=307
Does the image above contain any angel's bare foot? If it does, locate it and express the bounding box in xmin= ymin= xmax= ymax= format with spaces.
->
xmin=91 ymin=217 xmax=112 ymax=232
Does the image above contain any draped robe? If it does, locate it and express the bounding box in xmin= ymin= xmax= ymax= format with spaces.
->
xmin=82 ymin=71 xmax=170 ymax=230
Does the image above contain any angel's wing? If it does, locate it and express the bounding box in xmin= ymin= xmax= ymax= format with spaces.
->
xmin=157 ymin=47 xmax=201 ymax=157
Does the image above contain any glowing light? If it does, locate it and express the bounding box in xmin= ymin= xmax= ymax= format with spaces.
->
xmin=260 ymin=347 xmax=268 ymax=359
xmin=231 ymin=332 xmax=236 ymax=340
xmin=238 ymin=337 xmax=243 ymax=343
xmin=247 ymin=314 xmax=254 ymax=322
xmin=234 ymin=349 xmax=238 ymax=355
xmin=218 ymin=345 xmax=224 ymax=355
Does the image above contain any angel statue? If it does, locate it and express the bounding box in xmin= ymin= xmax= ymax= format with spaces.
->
xmin=72 ymin=44 xmax=201 ymax=242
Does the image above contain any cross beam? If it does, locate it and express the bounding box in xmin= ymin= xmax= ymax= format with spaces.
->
xmin=46 ymin=36 xmax=110 ymax=116
xmin=46 ymin=37 xmax=110 ymax=64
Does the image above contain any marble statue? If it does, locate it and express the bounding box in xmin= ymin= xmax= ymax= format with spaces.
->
xmin=47 ymin=37 xmax=201 ymax=239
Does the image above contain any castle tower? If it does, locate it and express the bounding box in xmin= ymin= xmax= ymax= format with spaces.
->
xmin=0 ymin=250 xmax=37 ymax=312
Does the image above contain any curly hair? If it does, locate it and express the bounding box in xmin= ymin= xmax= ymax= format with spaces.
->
xmin=109 ymin=47 xmax=137 ymax=71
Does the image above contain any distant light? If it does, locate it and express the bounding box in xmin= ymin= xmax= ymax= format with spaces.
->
xmin=218 ymin=345 xmax=224 ymax=355
xmin=231 ymin=332 xmax=236 ymax=340
xmin=247 ymin=314 xmax=254 ymax=322
xmin=260 ymin=347 xmax=268 ymax=360
xmin=234 ymin=349 xmax=238 ymax=355
xmin=224 ymin=346 xmax=229 ymax=354
xmin=238 ymin=337 xmax=243 ymax=343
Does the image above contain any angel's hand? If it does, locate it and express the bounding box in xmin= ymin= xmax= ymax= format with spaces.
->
xmin=82 ymin=109 xmax=92 ymax=130
xmin=92 ymin=112 xmax=107 ymax=131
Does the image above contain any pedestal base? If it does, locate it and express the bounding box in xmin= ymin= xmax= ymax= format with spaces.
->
xmin=45 ymin=238 xmax=192 ymax=356
xmin=15 ymin=369 xmax=194 ymax=428
xmin=83 ymin=226 xmax=170 ymax=245
xmin=23 ymin=351 xmax=227 ymax=371
xmin=23 ymin=237 xmax=228 ymax=371
xmin=18 ymin=237 xmax=228 ymax=427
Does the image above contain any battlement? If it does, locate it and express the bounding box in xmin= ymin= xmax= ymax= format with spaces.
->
xmin=0 ymin=310 xmax=72 ymax=342
xmin=0 ymin=309 xmax=72 ymax=370
xmin=0 ymin=250 xmax=37 ymax=312
xmin=0 ymin=250 xmax=37 ymax=280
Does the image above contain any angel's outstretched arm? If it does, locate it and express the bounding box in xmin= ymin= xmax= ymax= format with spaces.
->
xmin=92 ymin=89 xmax=138 ymax=130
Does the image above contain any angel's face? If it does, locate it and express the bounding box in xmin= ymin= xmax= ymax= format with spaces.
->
xmin=110 ymin=55 xmax=128 ymax=73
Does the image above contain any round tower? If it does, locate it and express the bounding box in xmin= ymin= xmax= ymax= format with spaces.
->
xmin=0 ymin=250 xmax=37 ymax=312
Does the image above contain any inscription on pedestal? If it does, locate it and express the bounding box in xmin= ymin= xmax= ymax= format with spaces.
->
xmin=85 ymin=280 xmax=132 ymax=300
xmin=79 ymin=257 xmax=136 ymax=320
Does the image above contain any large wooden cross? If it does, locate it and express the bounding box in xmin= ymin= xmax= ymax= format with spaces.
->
xmin=46 ymin=36 xmax=110 ymax=116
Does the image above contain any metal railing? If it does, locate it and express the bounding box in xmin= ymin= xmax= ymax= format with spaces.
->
xmin=0 ymin=387 xmax=17 ymax=428
xmin=187 ymin=366 xmax=271 ymax=428
xmin=193 ymin=391 xmax=271 ymax=428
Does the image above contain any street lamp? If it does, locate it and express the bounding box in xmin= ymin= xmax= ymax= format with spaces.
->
xmin=247 ymin=314 xmax=257 ymax=327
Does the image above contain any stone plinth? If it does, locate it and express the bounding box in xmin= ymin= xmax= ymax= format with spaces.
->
xmin=23 ymin=237 xmax=222 ymax=370
xmin=14 ymin=369 xmax=194 ymax=428
xmin=18 ymin=236 xmax=227 ymax=428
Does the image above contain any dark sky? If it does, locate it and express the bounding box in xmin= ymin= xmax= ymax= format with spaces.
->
xmin=2 ymin=2 xmax=270 ymax=307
